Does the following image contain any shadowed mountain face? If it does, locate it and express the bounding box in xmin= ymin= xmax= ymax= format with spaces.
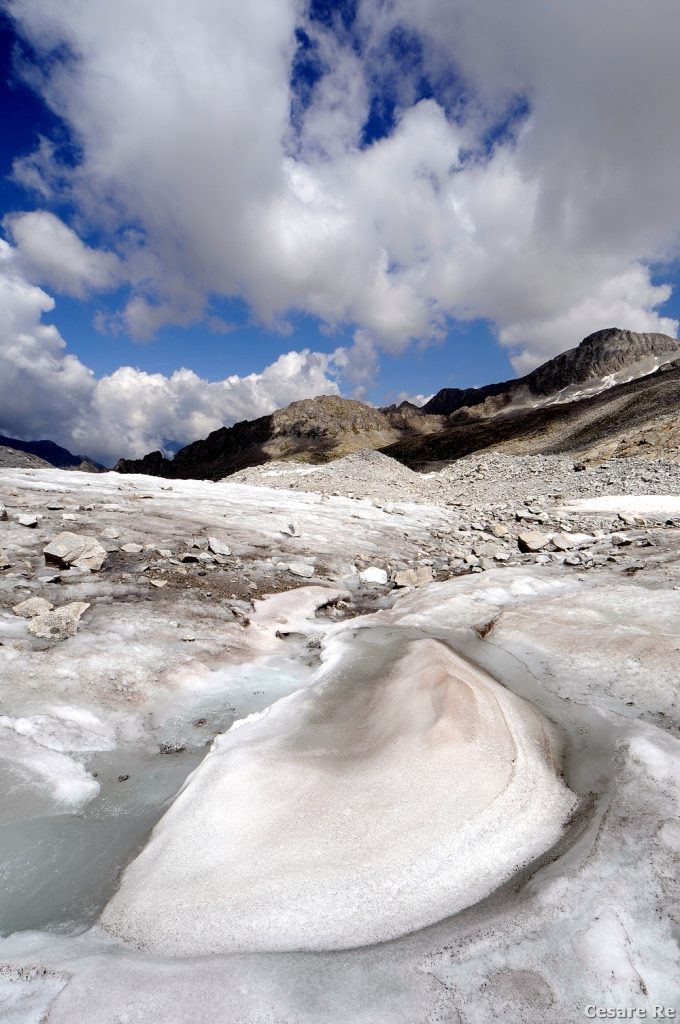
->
xmin=385 ymin=360 xmax=680 ymax=467
xmin=0 ymin=435 xmax=104 ymax=472
xmin=115 ymin=329 xmax=680 ymax=480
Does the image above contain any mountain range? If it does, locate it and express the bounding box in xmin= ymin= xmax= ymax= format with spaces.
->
xmin=114 ymin=328 xmax=680 ymax=479
xmin=0 ymin=435 xmax=104 ymax=472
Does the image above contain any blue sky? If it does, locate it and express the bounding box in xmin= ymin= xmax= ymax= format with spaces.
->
xmin=0 ymin=0 xmax=678 ymax=464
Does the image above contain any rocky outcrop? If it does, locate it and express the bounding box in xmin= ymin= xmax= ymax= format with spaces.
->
xmin=116 ymin=396 xmax=403 ymax=481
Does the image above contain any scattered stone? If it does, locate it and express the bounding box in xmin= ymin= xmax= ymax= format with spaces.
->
xmin=0 ymin=548 xmax=10 ymax=568
xmin=121 ymin=543 xmax=144 ymax=554
xmin=490 ymin=523 xmax=510 ymax=537
xmin=394 ymin=566 xmax=434 ymax=587
xmin=359 ymin=566 xmax=388 ymax=585
xmin=551 ymin=533 xmax=576 ymax=551
xmin=181 ymin=634 xmax=196 ymax=642
xmin=281 ymin=523 xmax=298 ymax=536
xmin=12 ymin=596 xmax=54 ymax=618
xmin=44 ymin=532 xmax=107 ymax=572
xmin=518 ymin=530 xmax=551 ymax=552
xmin=27 ymin=601 xmax=90 ymax=640
xmin=150 ymin=579 xmax=168 ymax=588
xmin=17 ymin=514 xmax=38 ymax=528
xmin=207 ymin=537 xmax=231 ymax=556
xmin=288 ymin=562 xmax=315 ymax=578
xmin=61 ymin=513 xmax=79 ymax=522
xmin=179 ymin=552 xmax=201 ymax=563
xmin=473 ymin=541 xmax=500 ymax=558
xmin=102 ymin=527 xmax=120 ymax=539
xmin=35 ymin=570 xmax=61 ymax=583
xmin=0 ymin=504 xmax=7 ymax=520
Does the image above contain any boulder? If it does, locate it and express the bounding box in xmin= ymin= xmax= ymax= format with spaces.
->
xmin=27 ymin=601 xmax=90 ymax=641
xmin=551 ymin=533 xmax=576 ymax=551
xmin=12 ymin=596 xmax=54 ymax=618
xmin=17 ymin=514 xmax=38 ymax=528
xmin=43 ymin=532 xmax=107 ymax=572
xmin=288 ymin=562 xmax=315 ymax=578
xmin=518 ymin=530 xmax=551 ymax=553
xmin=208 ymin=537 xmax=231 ymax=556
xmin=394 ymin=566 xmax=434 ymax=587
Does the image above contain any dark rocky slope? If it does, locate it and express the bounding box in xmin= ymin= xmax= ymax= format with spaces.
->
xmin=422 ymin=328 xmax=679 ymax=416
xmin=385 ymin=359 xmax=680 ymax=467
xmin=115 ymin=395 xmax=436 ymax=480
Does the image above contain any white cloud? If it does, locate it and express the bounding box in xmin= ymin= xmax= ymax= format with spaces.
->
xmin=0 ymin=242 xmax=341 ymax=466
xmin=4 ymin=0 xmax=680 ymax=366
xmin=5 ymin=211 xmax=121 ymax=298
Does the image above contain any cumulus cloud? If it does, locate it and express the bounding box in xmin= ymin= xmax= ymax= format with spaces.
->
xmin=4 ymin=0 xmax=680 ymax=367
xmin=6 ymin=210 xmax=121 ymax=298
xmin=0 ymin=242 xmax=341 ymax=466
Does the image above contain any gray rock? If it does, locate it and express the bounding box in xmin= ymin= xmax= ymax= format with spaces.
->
xmin=12 ymin=597 xmax=54 ymax=618
xmin=0 ymin=504 xmax=7 ymax=521
xmin=28 ymin=601 xmax=90 ymax=640
xmin=208 ymin=537 xmax=231 ymax=556
xmin=0 ymin=548 xmax=10 ymax=568
xmin=43 ymin=532 xmax=107 ymax=572
xmin=518 ymin=530 xmax=551 ymax=552
xmin=17 ymin=514 xmax=38 ymax=528
xmin=394 ymin=566 xmax=435 ymax=587
xmin=490 ymin=523 xmax=510 ymax=538
xmin=551 ymin=533 xmax=576 ymax=551
xmin=121 ymin=543 xmax=144 ymax=554
xmin=288 ymin=562 xmax=315 ymax=578
xmin=101 ymin=527 xmax=120 ymax=540
xmin=473 ymin=541 xmax=501 ymax=558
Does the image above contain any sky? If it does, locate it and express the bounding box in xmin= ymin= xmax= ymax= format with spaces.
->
xmin=1 ymin=0 xmax=679 ymax=466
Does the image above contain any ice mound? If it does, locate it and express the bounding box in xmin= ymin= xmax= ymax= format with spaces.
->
xmin=101 ymin=639 xmax=576 ymax=954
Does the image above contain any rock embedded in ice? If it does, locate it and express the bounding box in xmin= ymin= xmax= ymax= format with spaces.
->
xmin=517 ymin=530 xmax=551 ymax=552
xmin=12 ymin=597 xmax=54 ymax=618
xmin=17 ymin=513 xmax=38 ymax=528
xmin=207 ymin=537 xmax=231 ymax=556
xmin=27 ymin=601 xmax=90 ymax=641
xmin=288 ymin=562 xmax=315 ymax=578
xmin=101 ymin=638 xmax=576 ymax=955
xmin=359 ymin=566 xmax=388 ymax=585
xmin=43 ymin=532 xmax=107 ymax=572
xmin=394 ymin=566 xmax=434 ymax=587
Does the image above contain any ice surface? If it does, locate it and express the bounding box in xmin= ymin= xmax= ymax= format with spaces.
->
xmin=563 ymin=493 xmax=680 ymax=517
xmin=0 ymin=469 xmax=678 ymax=1022
xmin=100 ymin=638 xmax=576 ymax=953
